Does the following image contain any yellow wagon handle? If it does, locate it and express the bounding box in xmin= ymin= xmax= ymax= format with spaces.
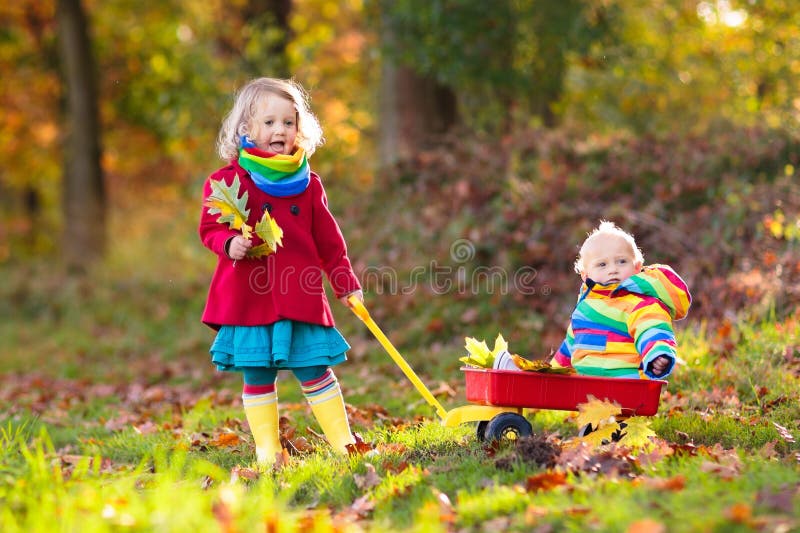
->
xmin=347 ymin=295 xmax=448 ymax=420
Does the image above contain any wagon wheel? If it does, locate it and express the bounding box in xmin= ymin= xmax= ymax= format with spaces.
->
xmin=476 ymin=421 xmax=489 ymax=441
xmin=483 ymin=413 xmax=532 ymax=442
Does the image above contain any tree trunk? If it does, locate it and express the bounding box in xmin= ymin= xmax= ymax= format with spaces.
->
xmin=246 ymin=0 xmax=292 ymax=78
xmin=379 ymin=61 xmax=458 ymax=168
xmin=56 ymin=0 xmax=105 ymax=271
xmin=377 ymin=4 xmax=457 ymax=168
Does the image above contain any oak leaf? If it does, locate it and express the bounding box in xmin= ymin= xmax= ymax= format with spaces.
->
xmin=204 ymin=175 xmax=250 ymax=232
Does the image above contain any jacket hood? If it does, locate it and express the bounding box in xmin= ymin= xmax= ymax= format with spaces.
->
xmin=615 ymin=264 xmax=691 ymax=320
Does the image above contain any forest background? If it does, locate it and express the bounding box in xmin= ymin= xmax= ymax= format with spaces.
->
xmin=2 ymin=1 xmax=800 ymax=531
xmin=3 ymin=0 xmax=799 ymax=355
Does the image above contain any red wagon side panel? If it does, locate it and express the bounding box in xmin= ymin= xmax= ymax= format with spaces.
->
xmin=463 ymin=368 xmax=666 ymax=416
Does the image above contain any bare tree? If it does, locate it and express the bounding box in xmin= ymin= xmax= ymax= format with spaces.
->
xmin=56 ymin=0 xmax=105 ymax=270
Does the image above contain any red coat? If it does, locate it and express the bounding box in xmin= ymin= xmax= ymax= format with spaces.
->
xmin=199 ymin=160 xmax=361 ymax=330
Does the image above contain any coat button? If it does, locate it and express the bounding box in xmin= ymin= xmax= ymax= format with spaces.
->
xmin=262 ymin=202 xmax=272 ymax=213
xmin=290 ymin=205 xmax=300 ymax=215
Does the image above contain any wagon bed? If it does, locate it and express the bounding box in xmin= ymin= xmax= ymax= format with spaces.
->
xmin=463 ymin=367 xmax=667 ymax=416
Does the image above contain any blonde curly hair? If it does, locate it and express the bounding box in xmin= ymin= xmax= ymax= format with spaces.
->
xmin=216 ymin=77 xmax=324 ymax=161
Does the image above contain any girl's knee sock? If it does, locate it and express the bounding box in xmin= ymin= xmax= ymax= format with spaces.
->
xmin=301 ymin=369 xmax=355 ymax=453
xmin=242 ymin=384 xmax=282 ymax=465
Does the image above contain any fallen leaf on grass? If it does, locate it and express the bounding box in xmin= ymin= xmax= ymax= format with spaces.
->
xmin=755 ymin=483 xmax=799 ymax=514
xmin=382 ymin=459 xmax=410 ymax=474
xmin=772 ymin=422 xmax=796 ymax=443
xmin=431 ymin=487 xmax=456 ymax=525
xmin=58 ymin=454 xmax=115 ymax=478
xmin=725 ymin=502 xmax=752 ymax=524
xmin=212 ymin=432 xmax=241 ymax=447
xmin=524 ymin=504 xmax=550 ymax=525
xmin=635 ymin=474 xmax=686 ymax=492
xmin=133 ymin=421 xmax=159 ymax=435
xmin=633 ymin=438 xmax=674 ymax=468
xmin=283 ymin=435 xmax=313 ymax=454
xmin=230 ymin=465 xmax=260 ymax=483
xmin=575 ymin=396 xmax=621 ymax=428
xmin=273 ymin=448 xmax=292 ymax=471
xmin=526 ymin=470 xmax=567 ymax=492
xmin=700 ymin=460 xmax=741 ymax=480
xmin=616 ymin=417 xmax=657 ymax=447
xmin=354 ymin=463 xmax=381 ymax=490
xmin=579 ymin=424 xmax=618 ymax=447
xmin=345 ymin=432 xmax=374 ymax=456
xmin=626 ymin=519 xmax=666 ymax=533
xmin=429 ymin=381 xmax=456 ymax=398
xmin=211 ymin=499 xmax=235 ymax=533
xmin=333 ymin=495 xmax=375 ymax=523
xmin=758 ymin=440 xmax=779 ymax=460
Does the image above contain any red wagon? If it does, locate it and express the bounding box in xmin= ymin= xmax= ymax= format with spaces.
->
xmin=463 ymin=367 xmax=666 ymax=440
xmin=349 ymin=297 xmax=667 ymax=441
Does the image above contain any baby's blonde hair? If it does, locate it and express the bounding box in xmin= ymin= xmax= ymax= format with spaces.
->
xmin=574 ymin=220 xmax=644 ymax=274
xmin=216 ymin=77 xmax=324 ymax=161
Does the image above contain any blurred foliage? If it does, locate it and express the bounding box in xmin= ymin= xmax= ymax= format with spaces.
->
xmin=1 ymin=1 xmax=799 ymax=335
xmin=562 ymin=0 xmax=800 ymax=134
xmin=340 ymin=122 xmax=800 ymax=358
xmin=372 ymin=0 xmax=615 ymax=130
xmin=1 ymin=0 xmax=373 ymax=259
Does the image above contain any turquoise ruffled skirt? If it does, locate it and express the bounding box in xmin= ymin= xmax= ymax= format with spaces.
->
xmin=210 ymin=319 xmax=349 ymax=372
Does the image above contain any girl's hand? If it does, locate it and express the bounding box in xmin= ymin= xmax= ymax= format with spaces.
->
xmin=649 ymin=356 xmax=670 ymax=376
xmin=227 ymin=235 xmax=252 ymax=261
xmin=340 ymin=289 xmax=363 ymax=307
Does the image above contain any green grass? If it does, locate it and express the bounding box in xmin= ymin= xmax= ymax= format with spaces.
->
xmin=2 ymin=235 xmax=800 ymax=531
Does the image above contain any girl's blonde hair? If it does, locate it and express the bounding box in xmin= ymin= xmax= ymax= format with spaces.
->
xmin=216 ymin=78 xmax=324 ymax=161
xmin=574 ymin=220 xmax=644 ymax=274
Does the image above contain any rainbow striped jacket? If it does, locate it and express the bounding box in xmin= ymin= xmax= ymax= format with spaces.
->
xmin=552 ymin=264 xmax=691 ymax=379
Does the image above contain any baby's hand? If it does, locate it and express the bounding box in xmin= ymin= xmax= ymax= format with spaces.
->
xmin=227 ymin=235 xmax=252 ymax=261
xmin=649 ymin=356 xmax=671 ymax=376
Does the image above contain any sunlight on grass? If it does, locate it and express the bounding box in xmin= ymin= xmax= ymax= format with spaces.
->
xmin=2 ymin=260 xmax=799 ymax=531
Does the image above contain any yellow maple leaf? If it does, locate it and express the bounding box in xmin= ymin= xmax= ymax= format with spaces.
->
xmin=580 ymin=423 xmax=619 ymax=447
xmin=253 ymin=210 xmax=284 ymax=251
xmin=575 ymin=396 xmax=622 ymax=428
xmin=616 ymin=416 xmax=656 ymax=448
xmin=246 ymin=243 xmax=276 ymax=259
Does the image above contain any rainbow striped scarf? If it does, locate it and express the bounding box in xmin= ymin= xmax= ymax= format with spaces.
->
xmin=238 ymin=136 xmax=310 ymax=197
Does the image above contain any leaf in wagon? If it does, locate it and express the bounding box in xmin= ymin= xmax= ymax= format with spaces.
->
xmin=459 ymin=336 xmax=493 ymax=368
xmin=459 ymin=334 xmax=510 ymax=368
xmin=509 ymin=354 xmax=556 ymax=372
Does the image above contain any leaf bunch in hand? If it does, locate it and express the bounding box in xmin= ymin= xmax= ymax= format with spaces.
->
xmin=204 ymin=175 xmax=284 ymax=258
